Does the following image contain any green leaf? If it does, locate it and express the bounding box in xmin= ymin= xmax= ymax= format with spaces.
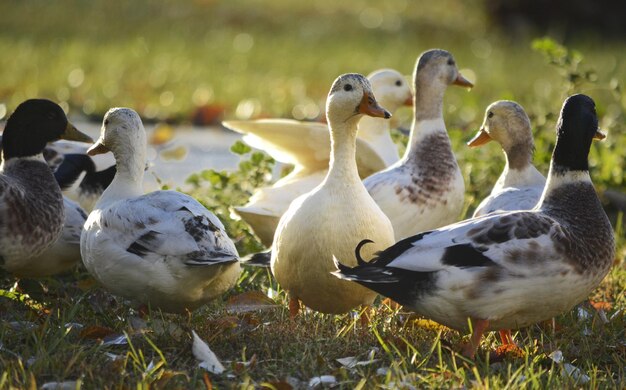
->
xmin=230 ymin=140 xmax=252 ymax=155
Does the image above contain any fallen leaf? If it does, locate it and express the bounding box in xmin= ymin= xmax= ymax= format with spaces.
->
xmin=80 ymin=325 xmax=115 ymax=340
xmin=192 ymin=330 xmax=225 ymax=374
xmin=590 ymin=300 xmax=612 ymax=311
xmin=40 ymin=381 xmax=79 ymax=389
xmin=160 ymin=145 xmax=188 ymax=161
xmin=226 ymin=291 xmax=278 ymax=313
xmin=261 ymin=380 xmax=293 ymax=390
xmin=102 ymin=333 xmax=128 ymax=346
xmin=192 ymin=105 xmax=225 ymax=126
xmin=233 ymin=354 xmax=258 ymax=373
xmin=308 ymin=375 xmax=336 ymax=388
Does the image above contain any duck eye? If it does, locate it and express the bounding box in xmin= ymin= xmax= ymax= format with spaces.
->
xmin=447 ymin=58 xmax=454 ymax=66
xmin=343 ymin=84 xmax=353 ymax=92
xmin=487 ymin=111 xmax=494 ymax=119
xmin=395 ymin=80 xmax=402 ymax=87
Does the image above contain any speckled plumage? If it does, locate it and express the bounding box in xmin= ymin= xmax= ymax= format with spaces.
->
xmin=81 ymin=107 xmax=240 ymax=313
xmin=0 ymin=99 xmax=92 ymax=276
xmin=364 ymin=49 xmax=469 ymax=240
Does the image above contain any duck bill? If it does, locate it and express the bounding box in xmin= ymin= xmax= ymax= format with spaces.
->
xmin=467 ymin=129 xmax=492 ymax=147
xmin=453 ymin=73 xmax=474 ymax=88
xmin=593 ymin=129 xmax=606 ymax=141
xmin=358 ymin=92 xmax=391 ymax=119
xmin=403 ymin=94 xmax=413 ymax=107
xmin=61 ymin=122 xmax=93 ymax=143
xmin=87 ymin=139 xmax=110 ymax=156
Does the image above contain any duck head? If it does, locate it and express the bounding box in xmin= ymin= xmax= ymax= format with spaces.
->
xmin=468 ymin=100 xmax=532 ymax=151
xmin=552 ymin=94 xmax=605 ymax=173
xmin=2 ymin=99 xmax=92 ymax=160
xmin=87 ymin=107 xmax=146 ymax=158
xmin=326 ymin=73 xmax=391 ymax=127
xmin=414 ymin=49 xmax=473 ymax=90
xmin=367 ymin=69 xmax=413 ymax=111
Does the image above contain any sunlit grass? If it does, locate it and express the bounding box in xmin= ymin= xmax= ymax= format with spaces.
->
xmin=0 ymin=0 xmax=625 ymax=387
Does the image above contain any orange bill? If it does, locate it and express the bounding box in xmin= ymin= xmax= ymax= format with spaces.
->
xmin=453 ymin=73 xmax=474 ymax=88
xmin=467 ymin=129 xmax=492 ymax=147
xmin=87 ymin=140 xmax=110 ymax=156
xmin=358 ymin=92 xmax=391 ymax=119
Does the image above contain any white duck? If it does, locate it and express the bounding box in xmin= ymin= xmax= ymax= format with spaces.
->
xmin=334 ymin=94 xmax=613 ymax=359
xmin=81 ymin=108 xmax=240 ymax=313
xmin=271 ymin=73 xmax=395 ymax=316
xmin=0 ymin=99 xmax=93 ymax=277
xmin=364 ymin=49 xmax=472 ymax=241
xmin=469 ymin=101 xmax=546 ymax=217
xmin=224 ymin=69 xmax=412 ymax=246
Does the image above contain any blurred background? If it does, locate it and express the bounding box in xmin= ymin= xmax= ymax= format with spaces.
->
xmin=0 ymin=0 xmax=624 ymax=218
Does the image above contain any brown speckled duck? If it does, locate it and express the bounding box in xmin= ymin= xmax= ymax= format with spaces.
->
xmin=0 ymin=99 xmax=92 ymax=277
xmin=334 ymin=94 xmax=614 ymax=359
xmin=364 ymin=49 xmax=472 ymax=240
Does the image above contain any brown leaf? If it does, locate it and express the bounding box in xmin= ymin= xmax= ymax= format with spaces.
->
xmin=80 ymin=325 xmax=116 ymax=340
xmin=261 ymin=381 xmax=293 ymax=390
xmin=590 ymin=300 xmax=612 ymax=311
xmin=76 ymin=277 xmax=98 ymax=291
xmin=226 ymin=291 xmax=278 ymax=313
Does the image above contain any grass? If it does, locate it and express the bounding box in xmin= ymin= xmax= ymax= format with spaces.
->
xmin=1 ymin=0 xmax=625 ymax=388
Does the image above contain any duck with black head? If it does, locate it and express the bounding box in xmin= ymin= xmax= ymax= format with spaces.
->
xmin=334 ymin=94 xmax=614 ymax=359
xmin=0 ymin=99 xmax=92 ymax=277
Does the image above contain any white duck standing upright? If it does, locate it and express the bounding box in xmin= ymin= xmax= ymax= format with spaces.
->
xmin=334 ymin=94 xmax=614 ymax=359
xmin=469 ymin=100 xmax=546 ymax=217
xmin=0 ymin=99 xmax=93 ymax=277
xmin=80 ymin=108 xmax=240 ymax=313
xmin=224 ymin=69 xmax=412 ymax=246
xmin=271 ymin=73 xmax=396 ymax=316
xmin=364 ymin=49 xmax=472 ymax=240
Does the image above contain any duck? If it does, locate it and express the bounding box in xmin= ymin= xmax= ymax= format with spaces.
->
xmin=271 ymin=73 xmax=396 ymax=316
xmin=0 ymin=99 xmax=93 ymax=277
xmin=333 ymin=94 xmax=614 ymax=359
xmin=44 ymin=140 xmax=117 ymax=212
xmin=80 ymin=107 xmax=241 ymax=313
xmin=224 ymin=69 xmax=412 ymax=246
xmin=469 ymin=101 xmax=546 ymax=217
xmin=364 ymin=49 xmax=472 ymax=241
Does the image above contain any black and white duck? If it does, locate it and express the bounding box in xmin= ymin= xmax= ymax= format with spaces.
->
xmin=333 ymin=94 xmax=614 ymax=359
xmin=80 ymin=107 xmax=240 ymax=313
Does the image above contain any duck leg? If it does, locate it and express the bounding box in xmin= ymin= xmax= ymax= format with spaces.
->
xmin=288 ymin=296 xmax=301 ymax=318
xmin=461 ymin=318 xmax=489 ymax=359
xmin=359 ymin=305 xmax=371 ymax=327
xmin=499 ymin=329 xmax=514 ymax=345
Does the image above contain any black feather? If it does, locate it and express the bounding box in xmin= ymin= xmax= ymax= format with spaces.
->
xmin=440 ymin=244 xmax=494 ymax=268
xmin=354 ymin=239 xmax=374 ymax=265
xmin=241 ymin=250 xmax=272 ymax=267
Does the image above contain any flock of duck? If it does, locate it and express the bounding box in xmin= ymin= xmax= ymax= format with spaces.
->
xmin=0 ymin=49 xmax=615 ymax=359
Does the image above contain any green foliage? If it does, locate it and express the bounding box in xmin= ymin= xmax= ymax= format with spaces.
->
xmin=185 ymin=141 xmax=275 ymax=256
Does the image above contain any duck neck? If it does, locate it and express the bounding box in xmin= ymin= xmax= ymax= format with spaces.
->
xmin=503 ymin=139 xmax=534 ymax=171
xmin=326 ymin=119 xmax=360 ymax=184
xmin=358 ymin=114 xmax=399 ymax=166
xmin=96 ymin=143 xmax=145 ymax=208
xmin=537 ymin=163 xmax=593 ymax=212
xmin=403 ymin=80 xmax=447 ymax=160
